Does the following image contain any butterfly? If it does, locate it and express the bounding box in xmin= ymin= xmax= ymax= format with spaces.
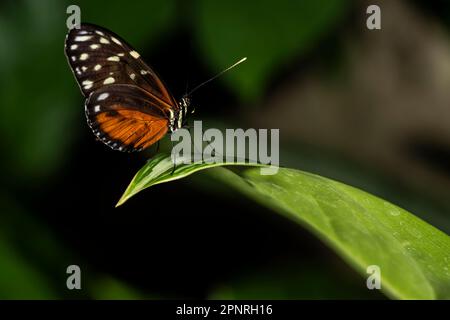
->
xmin=64 ymin=23 xmax=191 ymax=152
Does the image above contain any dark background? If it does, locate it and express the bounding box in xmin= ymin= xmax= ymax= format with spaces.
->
xmin=0 ymin=0 xmax=449 ymax=299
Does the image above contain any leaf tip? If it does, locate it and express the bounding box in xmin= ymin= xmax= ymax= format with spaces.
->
xmin=115 ymin=196 xmax=127 ymax=208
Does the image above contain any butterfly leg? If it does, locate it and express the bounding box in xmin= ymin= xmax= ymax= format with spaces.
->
xmin=170 ymin=139 xmax=177 ymax=175
xmin=171 ymin=162 xmax=177 ymax=175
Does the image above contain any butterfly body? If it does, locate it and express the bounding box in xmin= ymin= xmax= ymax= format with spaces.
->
xmin=65 ymin=23 xmax=191 ymax=152
xmin=174 ymin=95 xmax=191 ymax=132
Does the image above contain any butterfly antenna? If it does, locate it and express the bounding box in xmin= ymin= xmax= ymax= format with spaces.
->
xmin=187 ymin=57 xmax=247 ymax=96
xmin=184 ymin=21 xmax=193 ymax=96
xmin=184 ymin=54 xmax=190 ymax=96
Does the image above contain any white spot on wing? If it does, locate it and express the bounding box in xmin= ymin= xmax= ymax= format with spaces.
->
xmin=94 ymin=64 xmax=102 ymax=71
xmin=140 ymin=70 xmax=148 ymax=75
xmin=75 ymin=35 xmax=92 ymax=42
xmin=111 ymin=37 xmax=121 ymax=45
xmin=130 ymin=51 xmax=140 ymax=59
xmin=80 ymin=53 xmax=89 ymax=61
xmin=71 ymin=56 xmax=76 ymax=61
xmin=103 ymin=77 xmax=115 ymax=85
xmin=107 ymin=56 xmax=120 ymax=62
xmin=97 ymin=93 xmax=109 ymax=101
xmin=100 ymin=37 xmax=110 ymax=44
xmin=90 ymin=44 xmax=100 ymax=49
xmin=94 ymin=105 xmax=101 ymax=112
xmin=82 ymin=80 xmax=93 ymax=90
xmin=70 ymin=44 xmax=78 ymax=50
xmin=118 ymin=53 xmax=125 ymax=57
xmin=95 ymin=31 xmax=105 ymax=36
xmin=129 ymin=73 xmax=136 ymax=80
xmin=81 ymin=66 xmax=87 ymax=72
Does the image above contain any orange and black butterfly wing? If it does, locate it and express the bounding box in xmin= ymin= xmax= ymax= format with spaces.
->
xmin=64 ymin=23 xmax=178 ymax=151
xmin=86 ymin=84 xmax=169 ymax=152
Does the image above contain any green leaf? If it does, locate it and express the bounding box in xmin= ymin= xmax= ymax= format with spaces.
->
xmin=117 ymin=154 xmax=450 ymax=299
xmin=116 ymin=153 xmax=264 ymax=207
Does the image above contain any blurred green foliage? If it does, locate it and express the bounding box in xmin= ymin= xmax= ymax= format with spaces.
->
xmin=209 ymin=261 xmax=382 ymax=299
xmin=0 ymin=0 xmax=77 ymax=181
xmin=0 ymin=194 xmax=60 ymax=299
xmin=193 ymin=0 xmax=348 ymax=101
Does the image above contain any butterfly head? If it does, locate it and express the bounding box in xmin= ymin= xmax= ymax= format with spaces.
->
xmin=180 ymin=95 xmax=191 ymax=113
xmin=169 ymin=95 xmax=193 ymax=132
